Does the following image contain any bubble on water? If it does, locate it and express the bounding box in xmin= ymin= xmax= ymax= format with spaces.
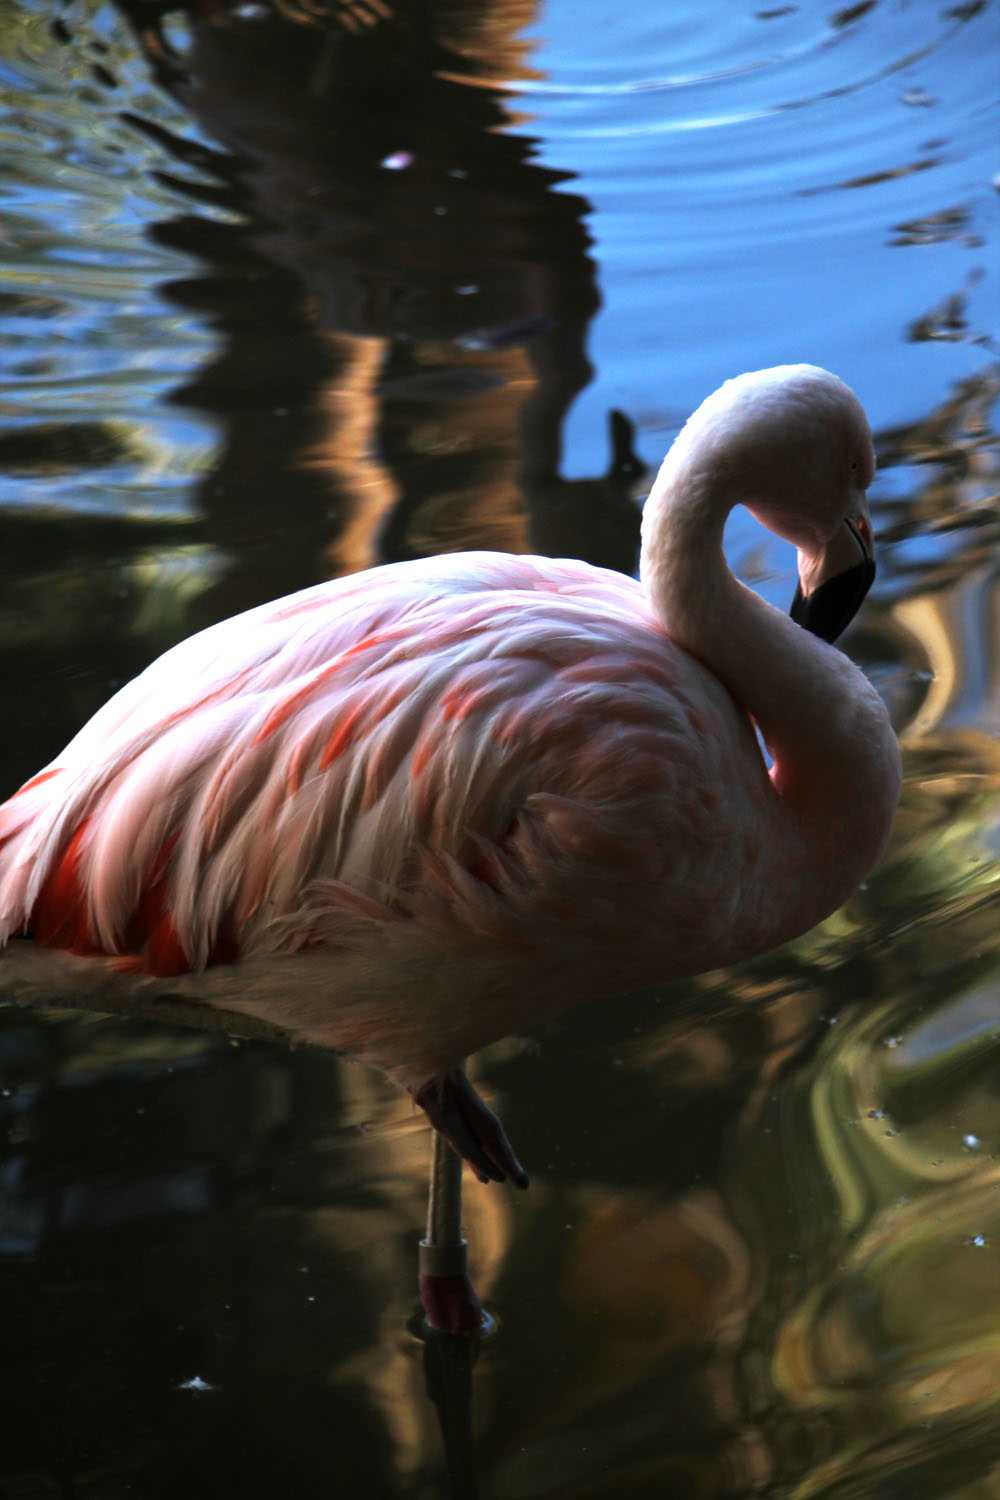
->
xmin=381 ymin=151 xmax=413 ymax=171
xmin=233 ymin=2 xmax=269 ymax=20
xmin=886 ymin=1035 xmax=901 ymax=1049
xmin=901 ymin=87 xmax=936 ymax=108
xmin=177 ymin=1375 xmax=215 ymax=1393
xmin=456 ymin=284 xmax=479 ymax=296
xmin=962 ymin=1134 xmax=981 ymax=1151
xmin=966 ymin=1234 xmax=988 ymax=1249
xmin=868 ymin=1108 xmax=886 ymax=1120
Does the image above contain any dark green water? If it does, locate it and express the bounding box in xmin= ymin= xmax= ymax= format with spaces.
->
xmin=1 ymin=1 xmax=998 ymax=1496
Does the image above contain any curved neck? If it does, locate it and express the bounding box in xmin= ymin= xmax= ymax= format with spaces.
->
xmin=641 ymin=456 xmax=900 ymax=928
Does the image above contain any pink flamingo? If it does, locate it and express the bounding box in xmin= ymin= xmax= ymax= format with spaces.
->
xmin=0 ymin=365 xmax=900 ymax=1195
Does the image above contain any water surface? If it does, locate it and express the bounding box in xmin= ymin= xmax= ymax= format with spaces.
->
xmin=1 ymin=1 xmax=999 ymax=1496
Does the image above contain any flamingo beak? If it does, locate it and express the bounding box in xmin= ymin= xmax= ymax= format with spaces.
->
xmin=789 ymin=505 xmax=876 ymax=644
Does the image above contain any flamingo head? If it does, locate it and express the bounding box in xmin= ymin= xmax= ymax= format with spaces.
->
xmin=682 ymin=363 xmax=877 ymax=644
xmin=644 ymin=364 xmax=878 ymax=643
xmin=775 ymin=369 xmax=876 ymax=644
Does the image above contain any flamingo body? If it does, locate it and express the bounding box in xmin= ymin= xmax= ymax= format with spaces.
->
xmin=0 ymin=366 xmax=901 ymax=1183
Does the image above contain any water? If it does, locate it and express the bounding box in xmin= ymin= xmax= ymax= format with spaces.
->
xmin=1 ymin=1 xmax=999 ymax=1495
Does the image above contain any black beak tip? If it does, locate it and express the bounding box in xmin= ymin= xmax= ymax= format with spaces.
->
xmin=789 ymin=558 xmax=876 ymax=644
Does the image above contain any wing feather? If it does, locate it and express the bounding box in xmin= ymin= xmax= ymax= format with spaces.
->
xmin=0 ymin=553 xmax=737 ymax=979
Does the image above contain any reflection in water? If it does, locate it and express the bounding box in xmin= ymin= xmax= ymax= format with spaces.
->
xmin=111 ymin=0 xmax=645 ymax=623
xmin=0 ymin=0 xmax=646 ymax=792
xmin=721 ymin=726 xmax=1000 ymax=1499
xmin=0 ymin=0 xmax=999 ymax=1496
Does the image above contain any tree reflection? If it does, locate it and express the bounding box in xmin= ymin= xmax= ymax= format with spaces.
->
xmin=111 ymin=0 xmax=645 ymax=626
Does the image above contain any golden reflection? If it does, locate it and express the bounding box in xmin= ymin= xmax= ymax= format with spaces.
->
xmin=714 ymin=710 xmax=1000 ymax=1494
xmin=486 ymin=1180 xmax=769 ymax=1499
xmin=307 ymin=335 xmax=398 ymax=577
xmin=892 ymin=594 xmax=960 ymax=737
xmin=561 ymin=1186 xmax=752 ymax=1359
xmin=296 ymin=1055 xmax=514 ymax=1484
xmin=771 ymin=1165 xmax=1000 ymax=1495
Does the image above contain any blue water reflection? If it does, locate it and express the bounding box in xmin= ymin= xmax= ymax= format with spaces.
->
xmin=0 ymin=0 xmax=998 ymax=1495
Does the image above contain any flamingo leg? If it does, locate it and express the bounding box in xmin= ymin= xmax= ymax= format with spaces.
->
xmin=414 ymin=1066 xmax=529 ymax=1189
xmin=419 ymin=1127 xmax=483 ymax=1336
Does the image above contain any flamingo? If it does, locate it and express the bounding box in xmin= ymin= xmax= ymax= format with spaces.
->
xmin=0 ymin=365 xmax=901 ymax=1193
